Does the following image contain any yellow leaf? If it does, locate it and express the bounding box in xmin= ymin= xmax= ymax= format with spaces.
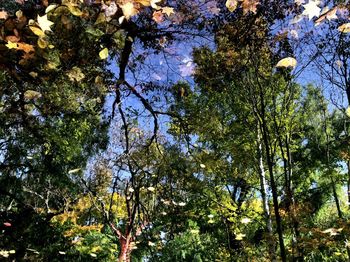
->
xmin=30 ymin=26 xmax=46 ymax=37
xmin=5 ymin=41 xmax=18 ymax=49
xmin=338 ymin=23 xmax=350 ymax=33
xmin=37 ymin=14 xmax=54 ymax=32
xmin=235 ymin=233 xmax=246 ymax=240
xmin=276 ymin=57 xmax=297 ymax=69
xmin=46 ymin=4 xmax=58 ymax=13
xmin=67 ymin=67 xmax=85 ymax=82
xmin=346 ymin=107 xmax=350 ymax=117
xmin=37 ymin=37 xmax=48 ymax=49
xmin=99 ymin=47 xmax=108 ymax=59
xmin=136 ymin=0 xmax=151 ymax=6
xmin=151 ymin=0 xmax=161 ymax=9
xmin=67 ymin=4 xmax=83 ymax=16
xmin=120 ymin=2 xmax=138 ymax=19
xmin=226 ymin=0 xmax=238 ymax=12
xmin=162 ymin=7 xmax=174 ymax=16
xmin=24 ymin=90 xmax=42 ymax=100
xmin=68 ymin=168 xmax=81 ymax=174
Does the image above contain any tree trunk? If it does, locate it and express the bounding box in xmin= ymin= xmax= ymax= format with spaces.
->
xmin=259 ymin=122 xmax=286 ymax=261
xmin=118 ymin=235 xmax=132 ymax=262
xmin=256 ymin=86 xmax=286 ymax=262
xmin=257 ymin=128 xmax=276 ymax=261
xmin=331 ymin=177 xmax=343 ymax=219
xmin=347 ymin=161 xmax=350 ymax=208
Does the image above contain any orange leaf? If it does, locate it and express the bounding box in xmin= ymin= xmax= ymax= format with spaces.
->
xmin=242 ymin=0 xmax=259 ymax=14
xmin=17 ymin=43 xmax=35 ymax=53
xmin=152 ymin=10 xmax=163 ymax=23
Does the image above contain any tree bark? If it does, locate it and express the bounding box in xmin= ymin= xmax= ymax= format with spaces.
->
xmin=347 ymin=161 xmax=350 ymax=209
xmin=257 ymin=128 xmax=276 ymax=261
xmin=257 ymin=87 xmax=286 ymax=262
xmin=118 ymin=234 xmax=132 ymax=262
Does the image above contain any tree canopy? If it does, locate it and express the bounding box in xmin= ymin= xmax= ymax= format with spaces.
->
xmin=2 ymin=0 xmax=350 ymax=261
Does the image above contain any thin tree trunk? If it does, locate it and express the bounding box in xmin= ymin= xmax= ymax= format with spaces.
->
xmin=260 ymin=121 xmax=286 ymax=262
xmin=331 ymin=177 xmax=343 ymax=219
xmin=256 ymin=85 xmax=286 ymax=262
xmin=257 ymin=128 xmax=276 ymax=261
xmin=347 ymin=161 xmax=350 ymax=208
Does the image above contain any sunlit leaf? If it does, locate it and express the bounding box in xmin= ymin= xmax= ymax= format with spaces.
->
xmin=302 ymin=0 xmax=321 ymax=20
xmin=37 ymin=37 xmax=48 ymax=49
xmin=68 ymin=168 xmax=81 ymax=174
xmin=152 ymin=11 xmax=163 ymax=23
xmin=37 ymin=14 xmax=54 ymax=32
xmin=67 ymin=67 xmax=85 ymax=82
xmin=338 ymin=23 xmax=350 ymax=33
xmin=235 ymin=233 xmax=246 ymax=240
xmin=120 ymin=2 xmax=138 ymax=19
xmin=99 ymin=47 xmax=108 ymax=60
xmin=136 ymin=0 xmax=151 ymax=6
xmin=242 ymin=0 xmax=259 ymax=14
xmin=241 ymin=217 xmax=252 ymax=224
xmin=17 ymin=43 xmax=35 ymax=53
xmin=226 ymin=0 xmax=238 ymax=12
xmin=162 ymin=7 xmax=174 ymax=16
xmin=151 ymin=0 xmax=161 ymax=9
xmin=5 ymin=41 xmax=18 ymax=49
xmin=30 ymin=26 xmax=46 ymax=37
xmin=0 ymin=10 xmax=8 ymax=20
xmin=45 ymin=4 xmax=57 ymax=13
xmin=24 ymin=90 xmax=42 ymax=100
xmin=276 ymin=57 xmax=297 ymax=69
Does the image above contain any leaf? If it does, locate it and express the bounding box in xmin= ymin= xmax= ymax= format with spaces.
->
xmin=85 ymin=27 xmax=104 ymax=37
xmin=67 ymin=66 xmax=85 ymax=82
xmin=5 ymin=41 xmax=18 ymax=49
xmin=99 ymin=47 xmax=108 ymax=59
xmin=3 ymin=222 xmax=12 ymax=227
xmin=276 ymin=57 xmax=297 ymax=69
xmin=30 ymin=26 xmax=46 ymax=37
xmin=338 ymin=23 xmax=350 ymax=33
xmin=136 ymin=0 xmax=151 ymax=6
xmin=242 ymin=0 xmax=259 ymax=14
xmin=67 ymin=4 xmax=83 ymax=16
xmin=152 ymin=10 xmax=163 ymax=23
xmin=241 ymin=217 xmax=252 ymax=224
xmin=37 ymin=37 xmax=48 ymax=49
xmin=37 ymin=14 xmax=54 ymax=32
xmin=151 ymin=0 xmax=161 ymax=9
xmin=226 ymin=0 xmax=238 ymax=12
xmin=102 ymin=1 xmax=118 ymax=17
xmin=17 ymin=43 xmax=35 ymax=53
xmin=68 ymin=168 xmax=81 ymax=174
xmin=24 ymin=90 xmax=42 ymax=100
xmin=162 ymin=7 xmax=174 ymax=16
xmin=147 ymin=186 xmax=155 ymax=192
xmin=235 ymin=233 xmax=246 ymax=240
xmin=302 ymin=0 xmax=321 ymax=20
xmin=120 ymin=2 xmax=138 ymax=19
xmin=45 ymin=4 xmax=58 ymax=13
xmin=0 ymin=10 xmax=8 ymax=20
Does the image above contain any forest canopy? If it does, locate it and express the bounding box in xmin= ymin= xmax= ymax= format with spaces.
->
xmin=1 ymin=0 xmax=350 ymax=261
